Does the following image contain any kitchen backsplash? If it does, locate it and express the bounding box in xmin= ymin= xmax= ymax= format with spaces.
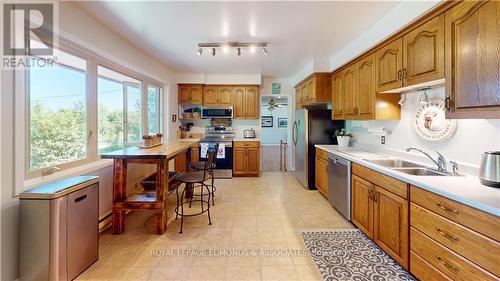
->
xmin=180 ymin=119 xmax=260 ymax=139
xmin=347 ymin=87 xmax=500 ymax=168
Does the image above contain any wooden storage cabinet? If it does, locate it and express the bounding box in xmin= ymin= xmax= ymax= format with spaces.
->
xmin=331 ymin=72 xmax=343 ymax=119
xmin=174 ymin=145 xmax=199 ymax=172
xmin=351 ymin=165 xmax=409 ymax=269
xmin=178 ymin=84 xmax=203 ymax=104
xmin=444 ymin=0 xmax=500 ymax=119
xmin=202 ymin=86 xmax=219 ymax=106
xmin=410 ymin=186 xmax=500 ymax=280
xmin=376 ymin=38 xmax=403 ymax=92
xmin=233 ymin=141 xmax=260 ymax=176
xmin=233 ymin=86 xmax=259 ymax=119
xmin=295 ymin=73 xmax=331 ymax=109
xmin=314 ymin=148 xmax=328 ymax=198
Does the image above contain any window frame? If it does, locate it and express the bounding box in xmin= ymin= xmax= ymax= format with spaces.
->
xmin=18 ymin=35 xmax=165 ymax=183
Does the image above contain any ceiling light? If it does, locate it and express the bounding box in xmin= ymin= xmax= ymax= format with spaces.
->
xmin=398 ymin=94 xmax=407 ymax=105
xmin=196 ymin=47 xmax=202 ymax=56
xmin=249 ymin=45 xmax=257 ymax=53
xmin=237 ymin=47 xmax=241 ymax=56
xmin=211 ymin=47 xmax=216 ymax=56
xmin=262 ymin=47 xmax=268 ymax=56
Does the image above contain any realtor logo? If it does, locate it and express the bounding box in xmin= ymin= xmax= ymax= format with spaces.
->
xmin=3 ymin=3 xmax=53 ymax=56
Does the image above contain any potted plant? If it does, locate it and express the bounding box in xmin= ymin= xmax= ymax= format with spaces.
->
xmin=335 ymin=129 xmax=352 ymax=148
xmin=192 ymin=107 xmax=201 ymax=119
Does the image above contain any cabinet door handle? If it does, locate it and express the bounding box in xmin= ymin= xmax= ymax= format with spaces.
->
xmin=373 ymin=192 xmax=378 ymax=202
xmin=435 ymin=256 xmax=459 ymax=272
xmin=444 ymin=96 xmax=452 ymax=111
xmin=436 ymin=227 xmax=459 ymax=242
xmin=436 ymin=203 xmax=460 ymax=215
xmin=397 ymin=70 xmax=402 ymax=81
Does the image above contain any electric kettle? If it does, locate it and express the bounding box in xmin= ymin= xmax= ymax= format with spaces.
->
xmin=479 ymin=151 xmax=500 ymax=188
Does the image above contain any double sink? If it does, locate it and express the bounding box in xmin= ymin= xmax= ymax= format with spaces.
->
xmin=365 ymin=159 xmax=462 ymax=177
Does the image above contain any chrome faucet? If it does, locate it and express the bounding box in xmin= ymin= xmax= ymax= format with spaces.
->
xmin=405 ymin=147 xmax=447 ymax=172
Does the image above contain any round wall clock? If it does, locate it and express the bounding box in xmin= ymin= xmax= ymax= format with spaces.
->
xmin=414 ymin=98 xmax=457 ymax=142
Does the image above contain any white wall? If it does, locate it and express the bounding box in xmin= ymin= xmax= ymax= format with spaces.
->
xmin=347 ymin=87 xmax=500 ymax=169
xmin=0 ymin=2 xmax=178 ymax=280
xmin=177 ymin=73 xmax=261 ymax=85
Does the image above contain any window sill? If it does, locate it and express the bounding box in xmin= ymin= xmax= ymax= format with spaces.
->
xmin=23 ymin=159 xmax=113 ymax=191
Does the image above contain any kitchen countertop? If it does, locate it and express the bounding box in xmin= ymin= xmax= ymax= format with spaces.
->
xmin=179 ymin=138 xmax=201 ymax=142
xmin=316 ymin=144 xmax=500 ymax=216
xmin=101 ymin=141 xmax=196 ymax=159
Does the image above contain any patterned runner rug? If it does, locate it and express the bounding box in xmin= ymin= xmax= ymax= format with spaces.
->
xmin=300 ymin=229 xmax=415 ymax=281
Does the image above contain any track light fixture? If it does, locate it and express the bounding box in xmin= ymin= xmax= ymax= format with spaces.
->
xmin=196 ymin=42 xmax=268 ymax=57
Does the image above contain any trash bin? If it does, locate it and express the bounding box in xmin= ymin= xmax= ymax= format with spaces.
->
xmin=20 ymin=176 xmax=99 ymax=281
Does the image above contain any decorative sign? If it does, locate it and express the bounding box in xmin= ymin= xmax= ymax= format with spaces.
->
xmin=272 ymin=83 xmax=281 ymax=95
xmin=261 ymin=116 xmax=273 ymax=127
xmin=414 ymin=98 xmax=457 ymax=142
xmin=278 ymin=118 xmax=288 ymax=128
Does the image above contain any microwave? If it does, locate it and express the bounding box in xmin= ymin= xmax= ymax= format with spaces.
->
xmin=201 ymin=106 xmax=233 ymax=119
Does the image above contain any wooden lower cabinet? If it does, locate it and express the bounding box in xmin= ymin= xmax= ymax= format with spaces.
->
xmin=351 ymin=175 xmax=374 ymax=239
xmin=314 ymin=152 xmax=328 ymax=198
xmin=351 ymin=169 xmax=409 ymax=269
xmin=373 ymin=185 xmax=408 ymax=268
xmin=233 ymin=141 xmax=260 ymax=177
xmin=174 ymin=146 xmax=198 ymax=172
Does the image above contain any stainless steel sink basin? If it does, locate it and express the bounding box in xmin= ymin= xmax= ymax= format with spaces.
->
xmin=367 ymin=159 xmax=424 ymax=168
xmin=392 ymin=168 xmax=455 ymax=176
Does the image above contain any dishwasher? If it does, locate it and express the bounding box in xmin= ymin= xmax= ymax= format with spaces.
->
xmin=20 ymin=176 xmax=99 ymax=281
xmin=328 ymin=154 xmax=351 ymax=220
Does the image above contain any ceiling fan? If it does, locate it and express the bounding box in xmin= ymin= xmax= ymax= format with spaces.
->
xmin=267 ymin=98 xmax=285 ymax=111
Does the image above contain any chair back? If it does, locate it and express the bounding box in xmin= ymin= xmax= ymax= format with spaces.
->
xmin=203 ymin=143 xmax=219 ymax=180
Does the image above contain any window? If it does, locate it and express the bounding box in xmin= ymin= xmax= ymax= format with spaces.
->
xmin=28 ymin=48 xmax=87 ymax=171
xmin=97 ymin=66 xmax=142 ymax=154
xmin=147 ymin=85 xmax=162 ymax=134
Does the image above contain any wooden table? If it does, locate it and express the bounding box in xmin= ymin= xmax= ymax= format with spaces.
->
xmin=101 ymin=142 xmax=196 ymax=235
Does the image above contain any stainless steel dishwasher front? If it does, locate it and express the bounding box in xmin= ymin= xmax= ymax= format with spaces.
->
xmin=20 ymin=176 xmax=99 ymax=281
xmin=328 ymin=154 xmax=351 ymax=221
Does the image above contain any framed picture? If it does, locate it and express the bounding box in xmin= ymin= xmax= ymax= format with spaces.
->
xmin=272 ymin=83 xmax=281 ymax=95
xmin=261 ymin=116 xmax=273 ymax=127
xmin=278 ymin=118 xmax=288 ymax=128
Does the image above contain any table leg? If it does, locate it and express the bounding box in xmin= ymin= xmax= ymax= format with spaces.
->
xmin=155 ymin=159 xmax=167 ymax=234
xmin=112 ymin=159 xmax=127 ymax=234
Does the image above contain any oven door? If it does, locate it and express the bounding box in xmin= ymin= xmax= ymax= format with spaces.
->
xmin=198 ymin=141 xmax=233 ymax=178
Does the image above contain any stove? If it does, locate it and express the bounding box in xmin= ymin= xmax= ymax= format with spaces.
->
xmin=198 ymin=120 xmax=235 ymax=178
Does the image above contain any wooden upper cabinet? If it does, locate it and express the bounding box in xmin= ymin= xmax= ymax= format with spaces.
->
xmin=202 ymin=86 xmax=219 ymax=106
xmin=178 ymin=84 xmax=203 ymax=105
xmin=294 ymin=73 xmax=331 ymax=108
xmin=295 ymin=86 xmax=303 ymax=109
xmin=331 ymin=72 xmax=343 ymax=120
xmin=403 ymin=14 xmax=445 ymax=86
xmin=376 ymin=38 xmax=403 ymax=92
xmin=233 ymin=87 xmax=245 ymax=118
xmin=445 ymin=0 xmax=500 ymax=119
xmin=342 ymin=65 xmax=357 ymax=120
xmin=218 ymin=86 xmax=233 ymax=105
xmin=373 ymin=185 xmax=409 ymax=269
xmin=356 ymin=54 xmax=376 ymax=120
xmin=190 ymin=86 xmax=203 ymax=104
xmin=244 ymin=86 xmax=259 ymax=119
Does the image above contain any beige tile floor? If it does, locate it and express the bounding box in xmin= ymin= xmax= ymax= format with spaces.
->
xmin=78 ymin=172 xmax=354 ymax=281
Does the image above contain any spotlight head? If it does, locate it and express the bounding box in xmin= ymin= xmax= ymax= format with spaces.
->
xmin=249 ymin=45 xmax=257 ymax=53
xmin=211 ymin=47 xmax=216 ymax=56
xmin=196 ymin=47 xmax=202 ymax=56
xmin=262 ymin=47 xmax=268 ymax=56
xmin=237 ymin=47 xmax=241 ymax=56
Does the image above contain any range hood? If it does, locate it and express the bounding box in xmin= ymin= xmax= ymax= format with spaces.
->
xmin=378 ymin=78 xmax=445 ymax=94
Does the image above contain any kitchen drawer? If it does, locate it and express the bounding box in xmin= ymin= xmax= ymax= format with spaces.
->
xmin=410 ymin=250 xmax=452 ymax=281
xmin=410 ymin=186 xmax=499 ymax=241
xmin=316 ymin=148 xmax=328 ymax=160
xmin=234 ymin=141 xmax=260 ymax=148
xmin=352 ymin=163 xmax=408 ymax=199
xmin=411 ymin=203 xmax=500 ymax=276
xmin=410 ymin=227 xmax=497 ymax=281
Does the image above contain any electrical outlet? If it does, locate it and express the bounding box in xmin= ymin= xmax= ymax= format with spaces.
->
xmin=381 ymin=136 xmax=385 ymax=144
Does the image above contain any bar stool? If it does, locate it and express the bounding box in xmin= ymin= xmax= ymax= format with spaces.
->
xmin=174 ymin=145 xmax=217 ymax=234
xmin=190 ymin=152 xmax=217 ymax=206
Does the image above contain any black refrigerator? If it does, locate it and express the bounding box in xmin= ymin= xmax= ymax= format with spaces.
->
xmin=292 ymin=108 xmax=345 ymax=190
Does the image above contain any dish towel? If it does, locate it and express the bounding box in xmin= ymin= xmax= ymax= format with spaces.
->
xmin=217 ymin=144 xmax=225 ymax=159
xmin=200 ymin=143 xmax=209 ymax=158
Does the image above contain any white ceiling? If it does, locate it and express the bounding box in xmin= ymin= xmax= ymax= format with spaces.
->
xmin=76 ymin=1 xmax=400 ymax=78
